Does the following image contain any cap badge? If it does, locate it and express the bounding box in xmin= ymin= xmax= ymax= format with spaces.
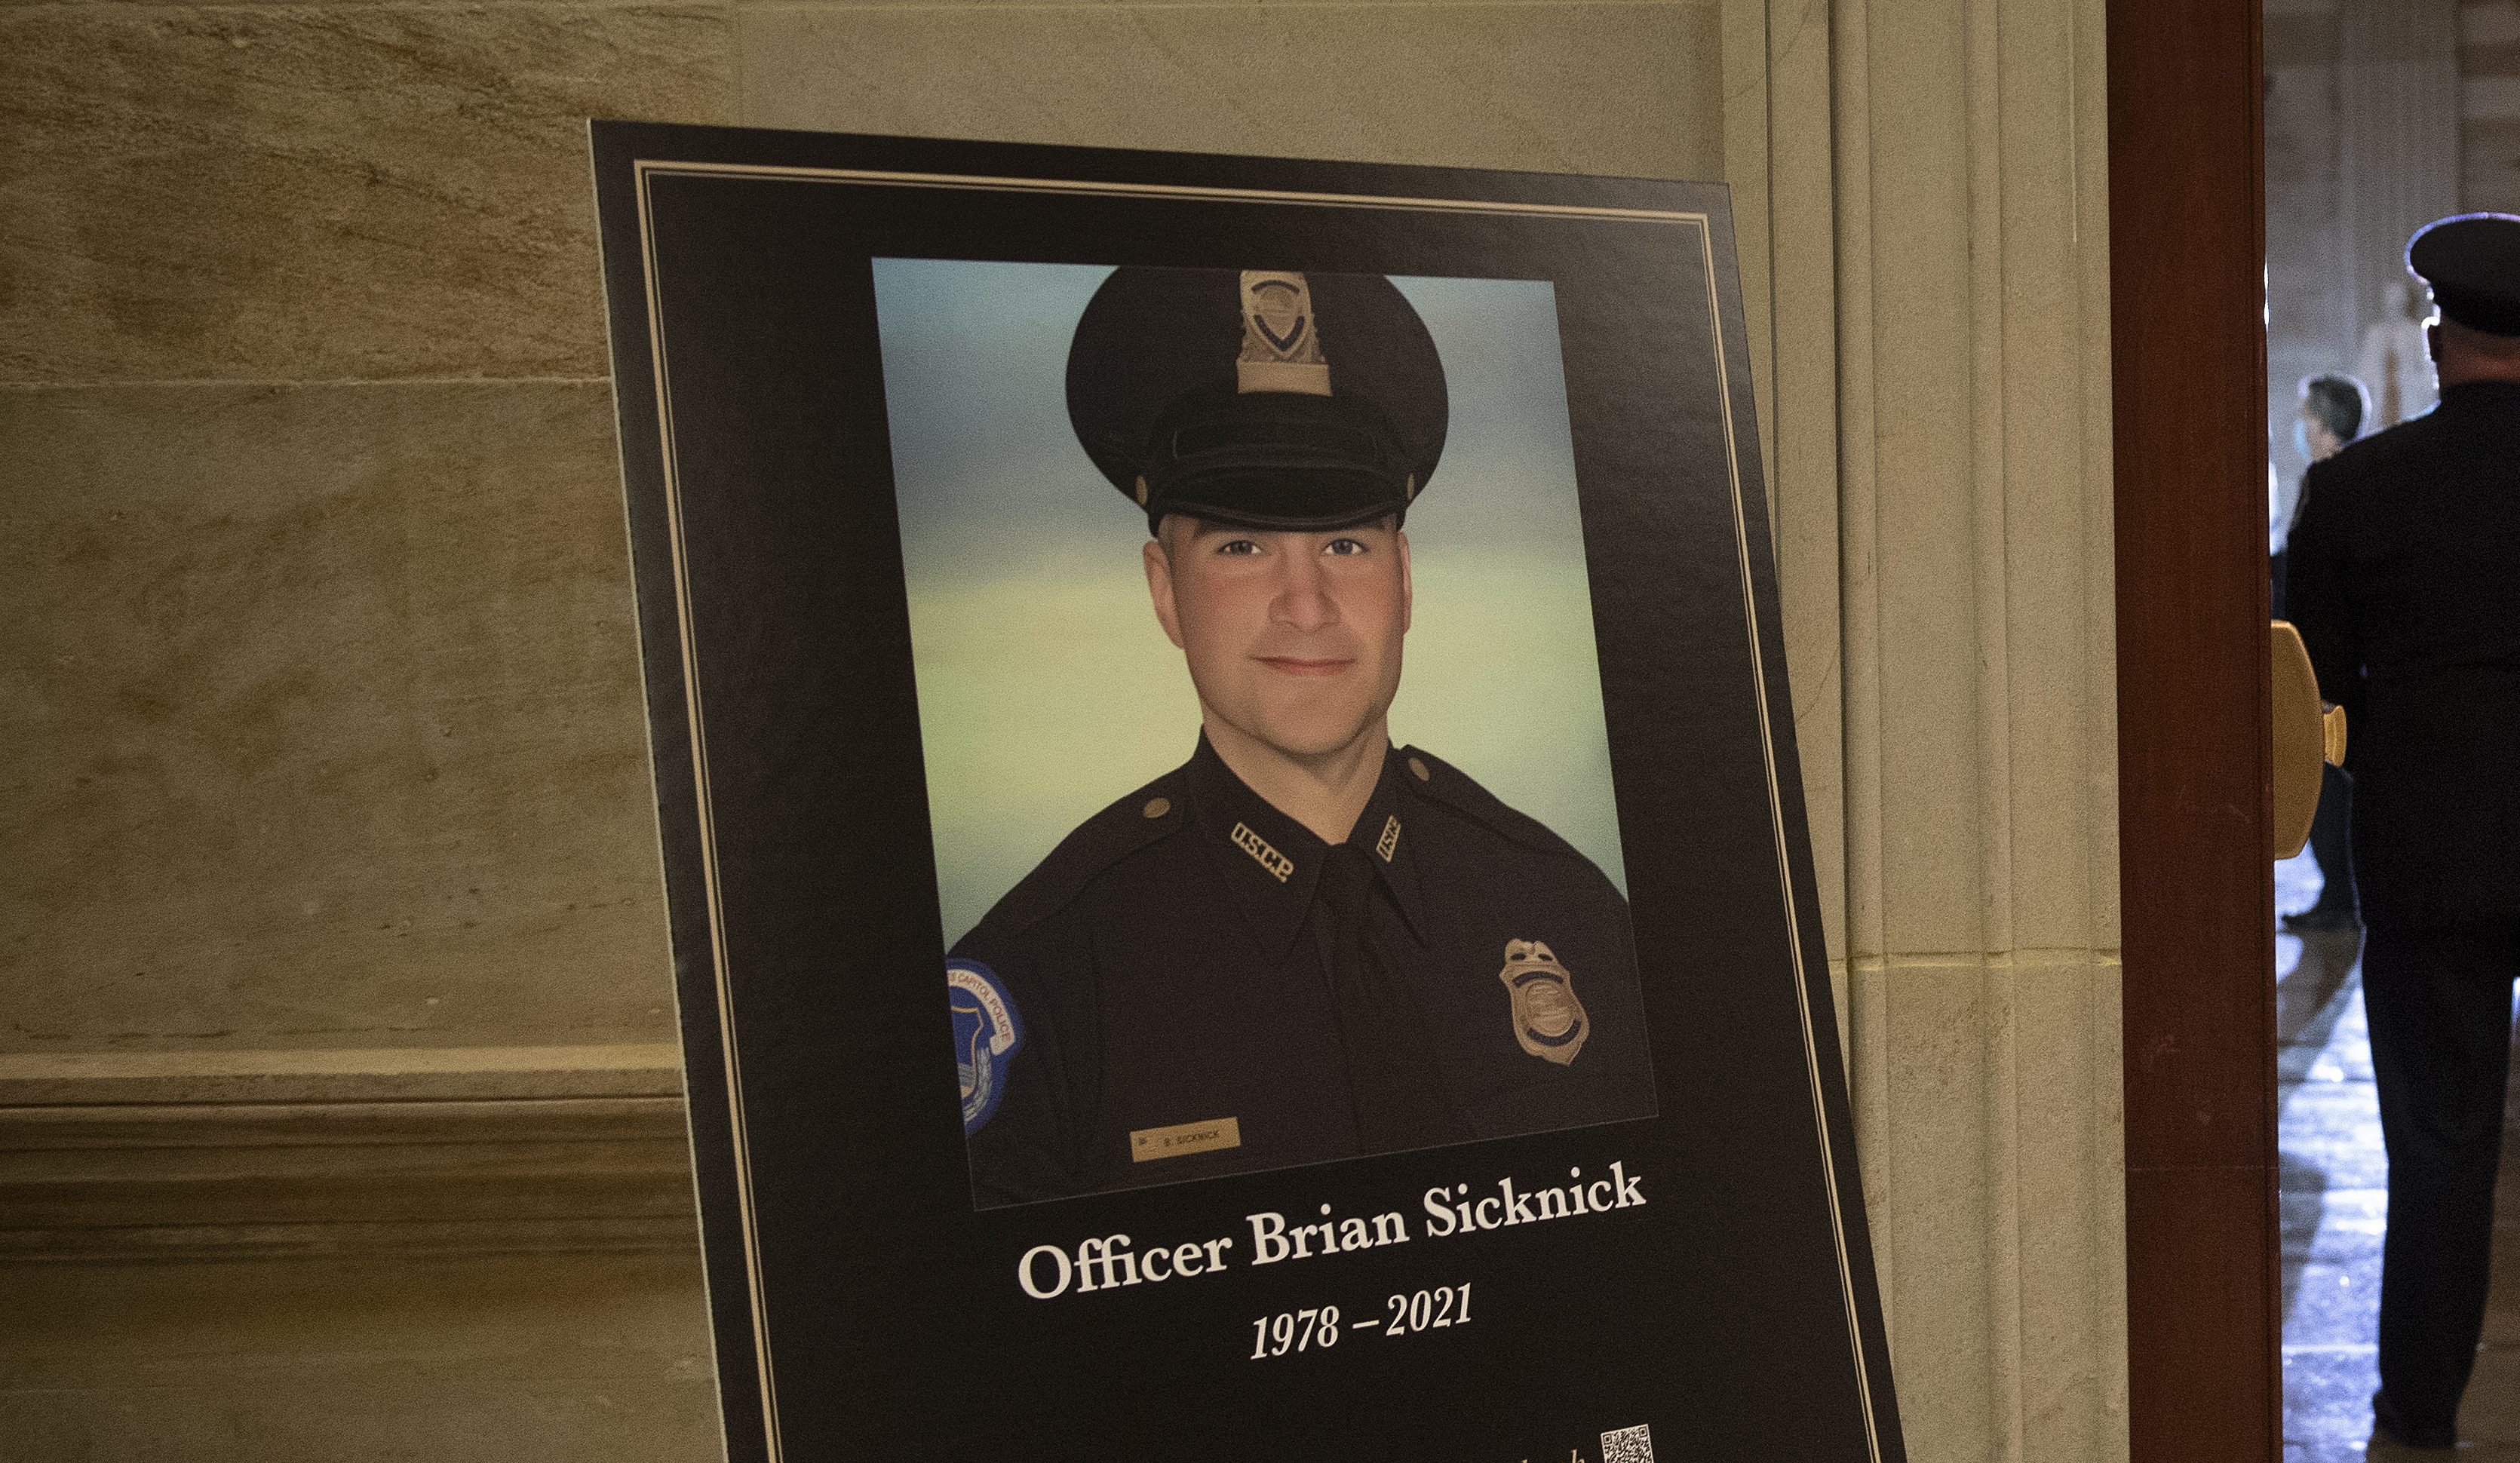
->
xmin=1498 ymin=939 xmax=1588 ymax=1066
xmin=1238 ymin=271 xmax=1334 ymax=397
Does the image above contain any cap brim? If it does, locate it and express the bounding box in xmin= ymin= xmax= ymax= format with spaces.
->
xmin=1153 ymin=465 xmax=1409 ymax=531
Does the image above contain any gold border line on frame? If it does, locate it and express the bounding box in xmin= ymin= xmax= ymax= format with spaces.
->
xmin=630 ymin=156 xmax=1880 ymax=1463
xmin=631 ymin=167 xmax=787 ymax=1458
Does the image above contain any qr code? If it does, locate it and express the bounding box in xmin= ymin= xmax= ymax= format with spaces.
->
xmin=1601 ymin=1424 xmax=1654 ymax=1463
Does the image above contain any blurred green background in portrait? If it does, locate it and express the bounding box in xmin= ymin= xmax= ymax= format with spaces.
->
xmin=873 ymin=259 xmax=1626 ymax=946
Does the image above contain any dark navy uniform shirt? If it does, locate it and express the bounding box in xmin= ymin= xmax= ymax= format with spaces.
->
xmin=950 ymin=737 xmax=1654 ymax=1207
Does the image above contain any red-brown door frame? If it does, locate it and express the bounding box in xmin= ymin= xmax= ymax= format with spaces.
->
xmin=2109 ymin=1 xmax=2281 ymax=1459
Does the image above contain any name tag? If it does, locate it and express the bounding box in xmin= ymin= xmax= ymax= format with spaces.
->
xmin=1130 ymin=1116 xmax=1242 ymax=1162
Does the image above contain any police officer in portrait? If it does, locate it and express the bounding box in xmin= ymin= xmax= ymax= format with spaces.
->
xmin=946 ymin=267 xmax=1656 ymax=1207
xmin=2286 ymin=213 xmax=2520 ymax=1452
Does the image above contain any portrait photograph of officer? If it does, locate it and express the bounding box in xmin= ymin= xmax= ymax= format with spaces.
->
xmin=871 ymin=261 xmax=1657 ymax=1208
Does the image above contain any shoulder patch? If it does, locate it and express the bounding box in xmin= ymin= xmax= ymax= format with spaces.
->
xmin=1398 ymin=746 xmax=1595 ymax=866
xmin=948 ymin=958 xmax=1023 ymax=1133
xmin=977 ymin=766 xmax=1191 ymax=937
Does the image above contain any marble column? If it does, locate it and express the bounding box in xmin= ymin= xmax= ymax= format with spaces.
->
xmin=1725 ymin=0 xmax=2129 ymax=1457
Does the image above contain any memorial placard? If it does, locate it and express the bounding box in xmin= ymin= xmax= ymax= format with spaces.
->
xmin=591 ymin=121 xmax=1904 ymax=1462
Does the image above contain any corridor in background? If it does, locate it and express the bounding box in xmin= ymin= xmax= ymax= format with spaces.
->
xmin=2270 ymin=6 xmax=2520 ymax=1452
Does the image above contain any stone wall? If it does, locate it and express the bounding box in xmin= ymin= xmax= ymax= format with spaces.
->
xmin=2469 ymin=0 xmax=2520 ymax=211
xmin=1 ymin=0 xmax=1721 ymax=1064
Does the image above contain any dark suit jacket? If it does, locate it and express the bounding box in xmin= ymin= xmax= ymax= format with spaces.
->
xmin=2287 ymin=381 xmax=2520 ymax=928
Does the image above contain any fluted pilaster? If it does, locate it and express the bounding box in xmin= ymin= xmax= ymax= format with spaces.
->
xmin=1727 ymin=1 xmax=2127 ymax=1455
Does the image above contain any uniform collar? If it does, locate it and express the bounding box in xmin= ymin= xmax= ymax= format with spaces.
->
xmin=1183 ymin=734 xmax=1432 ymax=959
xmin=2441 ymin=380 xmax=2520 ymax=408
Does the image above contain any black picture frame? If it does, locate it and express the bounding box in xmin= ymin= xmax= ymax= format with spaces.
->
xmin=590 ymin=121 xmax=1904 ymax=1463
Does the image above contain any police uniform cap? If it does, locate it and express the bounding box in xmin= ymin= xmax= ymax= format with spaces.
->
xmin=2408 ymin=213 xmax=2520 ymax=337
xmin=1067 ymin=267 xmax=1448 ymax=533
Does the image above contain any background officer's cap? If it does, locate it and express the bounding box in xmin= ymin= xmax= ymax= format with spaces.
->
xmin=2408 ymin=213 xmax=2520 ymax=337
xmin=1067 ymin=268 xmax=1448 ymax=534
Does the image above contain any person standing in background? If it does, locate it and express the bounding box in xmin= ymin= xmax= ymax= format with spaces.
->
xmin=2287 ymin=213 xmax=2520 ymax=1453
xmin=2282 ymin=372 xmax=2368 ymax=933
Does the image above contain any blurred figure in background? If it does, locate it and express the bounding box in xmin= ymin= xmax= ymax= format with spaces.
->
xmin=2288 ymin=213 xmax=2520 ymax=1453
xmin=2282 ymin=372 xmax=2368 ymax=934
xmin=2359 ymin=278 xmax=2440 ymax=432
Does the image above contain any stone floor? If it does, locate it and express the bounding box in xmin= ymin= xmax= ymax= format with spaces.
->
xmin=2280 ymin=848 xmax=2520 ymax=1460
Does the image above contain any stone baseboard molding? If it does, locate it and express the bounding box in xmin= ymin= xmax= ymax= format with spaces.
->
xmin=0 ymin=1045 xmax=700 ymax=1262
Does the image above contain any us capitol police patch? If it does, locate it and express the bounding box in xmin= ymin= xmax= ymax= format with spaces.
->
xmin=948 ymin=958 xmax=1024 ymax=1132
xmin=1498 ymin=938 xmax=1589 ymax=1065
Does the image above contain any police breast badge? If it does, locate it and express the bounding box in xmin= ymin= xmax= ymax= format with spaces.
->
xmin=947 ymin=959 xmax=1024 ymax=1132
xmin=1498 ymin=939 xmax=1588 ymax=1066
